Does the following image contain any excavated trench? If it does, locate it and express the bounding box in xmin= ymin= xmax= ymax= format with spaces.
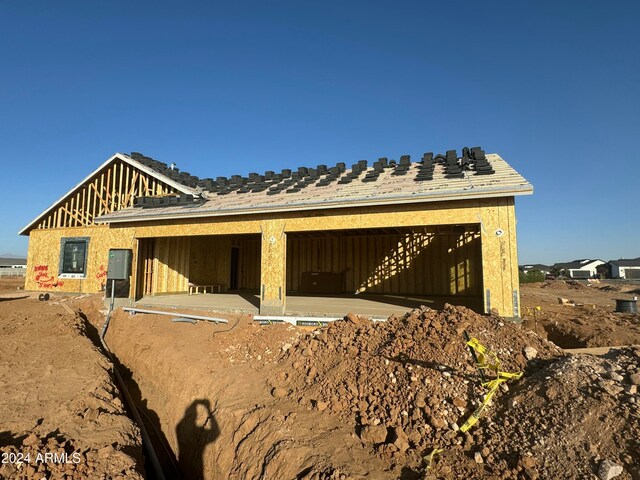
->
xmin=84 ymin=305 xmax=394 ymax=480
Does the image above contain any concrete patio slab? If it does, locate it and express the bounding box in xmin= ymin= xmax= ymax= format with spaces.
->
xmin=135 ymin=292 xmax=481 ymax=318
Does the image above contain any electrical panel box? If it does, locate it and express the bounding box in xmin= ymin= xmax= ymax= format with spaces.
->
xmin=107 ymin=249 xmax=132 ymax=280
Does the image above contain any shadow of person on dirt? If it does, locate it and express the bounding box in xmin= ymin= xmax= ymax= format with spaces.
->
xmin=176 ymin=399 xmax=220 ymax=480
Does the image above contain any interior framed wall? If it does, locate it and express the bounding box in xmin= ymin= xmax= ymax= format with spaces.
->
xmin=286 ymin=225 xmax=482 ymax=300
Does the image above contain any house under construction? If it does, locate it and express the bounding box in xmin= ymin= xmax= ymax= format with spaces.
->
xmin=19 ymin=147 xmax=532 ymax=317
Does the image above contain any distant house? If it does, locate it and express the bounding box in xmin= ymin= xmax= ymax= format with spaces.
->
xmin=0 ymin=257 xmax=26 ymax=268
xmin=553 ymin=259 xmax=604 ymax=279
xmin=519 ymin=264 xmax=552 ymax=275
xmin=0 ymin=257 xmax=27 ymax=277
xmin=609 ymin=258 xmax=640 ymax=279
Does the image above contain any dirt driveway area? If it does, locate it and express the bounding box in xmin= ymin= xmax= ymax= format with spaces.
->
xmin=520 ymin=280 xmax=640 ymax=348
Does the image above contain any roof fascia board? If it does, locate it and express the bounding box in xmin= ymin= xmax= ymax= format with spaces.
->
xmin=95 ymin=186 xmax=532 ymax=226
xmin=19 ymin=153 xmax=198 ymax=235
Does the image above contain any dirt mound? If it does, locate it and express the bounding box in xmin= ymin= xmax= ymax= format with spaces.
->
xmin=596 ymin=284 xmax=622 ymax=292
xmin=523 ymin=307 xmax=640 ymax=348
xmin=540 ymin=280 xmax=588 ymax=290
xmin=474 ymin=347 xmax=640 ymax=479
xmin=274 ymin=305 xmax=563 ymax=474
xmin=0 ymin=298 xmax=144 ymax=479
xmin=102 ymin=306 xmax=400 ymax=480
xmin=0 ymin=277 xmax=24 ymax=293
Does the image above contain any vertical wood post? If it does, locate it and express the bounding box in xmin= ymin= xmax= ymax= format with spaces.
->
xmin=479 ymin=197 xmax=520 ymax=318
xmin=260 ymin=221 xmax=287 ymax=315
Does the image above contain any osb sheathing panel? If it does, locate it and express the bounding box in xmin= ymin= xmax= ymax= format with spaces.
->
xmin=182 ymin=236 xmax=260 ymax=292
xmin=152 ymin=237 xmax=190 ymax=294
xmin=136 ymin=238 xmax=154 ymax=297
xmin=25 ymin=226 xmax=137 ymax=295
xmin=479 ymin=196 xmax=520 ymax=316
xmin=507 ymin=198 xmax=521 ymax=317
xmin=286 ymin=232 xmax=481 ymax=297
xmin=260 ymin=221 xmax=287 ymax=313
xmin=188 ymin=236 xmax=231 ymax=289
xmin=235 ymin=237 xmax=261 ymax=290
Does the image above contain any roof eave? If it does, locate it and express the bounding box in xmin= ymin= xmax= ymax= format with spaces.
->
xmin=95 ymin=184 xmax=533 ymax=226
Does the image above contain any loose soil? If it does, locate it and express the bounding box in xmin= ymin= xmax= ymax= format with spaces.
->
xmin=521 ymin=281 xmax=640 ymax=348
xmin=0 ymin=291 xmax=143 ymax=479
xmin=0 ymin=278 xmax=24 ymax=294
xmin=96 ymin=298 xmax=638 ymax=479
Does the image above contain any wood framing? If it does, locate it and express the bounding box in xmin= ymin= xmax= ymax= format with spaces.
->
xmin=20 ymin=153 xmax=197 ymax=235
xmin=23 ymin=197 xmax=523 ymax=316
xmin=286 ymin=228 xmax=481 ymax=297
xmin=31 ymin=160 xmax=178 ymax=230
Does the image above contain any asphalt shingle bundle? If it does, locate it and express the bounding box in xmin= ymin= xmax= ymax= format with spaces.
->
xmin=130 ymin=147 xmax=496 ymax=199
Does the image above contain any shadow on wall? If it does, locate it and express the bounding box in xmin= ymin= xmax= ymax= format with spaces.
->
xmin=286 ymin=230 xmax=482 ymax=297
xmin=176 ymin=399 xmax=220 ymax=480
xmin=356 ymin=233 xmax=436 ymax=293
xmin=357 ymin=231 xmax=481 ymax=296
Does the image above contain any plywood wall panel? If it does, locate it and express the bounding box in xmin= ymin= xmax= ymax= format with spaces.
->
xmin=237 ymin=236 xmax=260 ymax=290
xmin=152 ymin=236 xmax=190 ymax=294
xmin=25 ymin=226 xmax=137 ymax=296
xmin=127 ymin=198 xmax=500 ymax=239
xmin=180 ymin=235 xmax=261 ymax=292
xmin=260 ymin=222 xmax=287 ymax=315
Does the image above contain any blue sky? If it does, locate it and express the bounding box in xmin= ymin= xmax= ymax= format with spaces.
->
xmin=1 ymin=1 xmax=638 ymax=264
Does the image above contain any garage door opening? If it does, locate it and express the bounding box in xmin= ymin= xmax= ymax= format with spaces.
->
xmin=135 ymin=234 xmax=261 ymax=301
xmin=286 ymin=225 xmax=483 ymax=312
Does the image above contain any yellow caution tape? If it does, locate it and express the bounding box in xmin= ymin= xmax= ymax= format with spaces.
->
xmin=466 ymin=337 xmax=501 ymax=372
xmin=423 ymin=447 xmax=444 ymax=469
xmin=459 ymin=338 xmax=522 ymax=433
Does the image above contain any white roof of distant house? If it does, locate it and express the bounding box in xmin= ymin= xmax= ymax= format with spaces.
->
xmin=554 ymin=259 xmax=604 ymax=270
xmin=521 ymin=264 xmax=551 ymax=271
xmin=0 ymin=257 xmax=26 ymax=267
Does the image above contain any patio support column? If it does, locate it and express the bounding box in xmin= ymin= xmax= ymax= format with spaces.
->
xmin=259 ymin=221 xmax=287 ymax=315
xmin=478 ymin=197 xmax=520 ymax=318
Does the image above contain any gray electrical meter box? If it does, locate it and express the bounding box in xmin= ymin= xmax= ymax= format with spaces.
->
xmin=107 ymin=249 xmax=132 ymax=280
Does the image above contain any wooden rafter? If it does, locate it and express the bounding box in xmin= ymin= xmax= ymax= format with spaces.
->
xmin=31 ymin=156 xmax=183 ymax=231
